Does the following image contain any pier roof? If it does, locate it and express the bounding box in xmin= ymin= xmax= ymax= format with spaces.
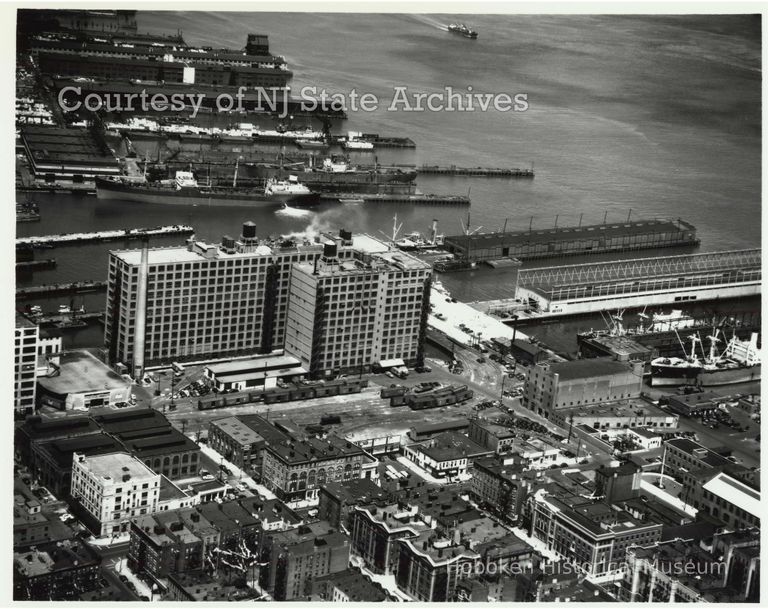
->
xmin=444 ymin=218 xmax=694 ymax=249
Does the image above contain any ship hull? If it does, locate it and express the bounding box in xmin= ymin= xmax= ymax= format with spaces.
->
xmin=651 ymin=364 xmax=761 ymax=387
xmin=95 ymin=178 xmax=319 ymax=207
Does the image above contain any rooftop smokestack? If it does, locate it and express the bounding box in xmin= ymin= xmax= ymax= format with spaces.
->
xmin=132 ymin=236 xmax=150 ymax=380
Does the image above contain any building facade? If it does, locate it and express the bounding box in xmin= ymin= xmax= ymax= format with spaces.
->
xmin=523 ymin=358 xmax=644 ymax=417
xmin=70 ymin=452 xmax=160 ymax=536
xmin=15 ymin=314 xmax=39 ymax=416
xmin=260 ymin=435 xmax=377 ymax=502
xmin=284 ymin=245 xmax=432 ymax=377
xmin=104 ymin=225 xmax=389 ymax=369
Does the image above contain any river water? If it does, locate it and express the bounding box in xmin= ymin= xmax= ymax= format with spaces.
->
xmin=17 ymin=13 xmax=761 ymax=353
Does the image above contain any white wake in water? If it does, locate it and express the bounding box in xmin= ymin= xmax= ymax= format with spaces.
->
xmin=409 ymin=14 xmax=449 ymax=32
xmin=275 ymin=205 xmax=314 ymax=218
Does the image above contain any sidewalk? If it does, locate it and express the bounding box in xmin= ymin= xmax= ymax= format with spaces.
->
xmin=114 ymin=557 xmax=154 ymax=599
xmin=197 ymin=441 xmax=276 ymax=500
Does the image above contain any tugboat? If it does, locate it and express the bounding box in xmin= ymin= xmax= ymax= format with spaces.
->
xmin=448 ymin=23 xmax=479 ymax=39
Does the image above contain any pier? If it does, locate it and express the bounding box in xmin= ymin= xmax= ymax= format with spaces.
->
xmin=33 ymin=311 xmax=105 ymax=327
xmin=442 ymin=218 xmax=699 ymax=264
xmin=16 ymin=259 xmax=56 ymax=270
xmin=417 ymin=165 xmax=534 ymax=177
xmin=16 ymin=281 xmax=108 ymax=299
xmin=16 ymin=225 xmax=195 ymax=248
xmin=506 ymin=249 xmax=762 ymax=319
xmin=320 ymin=193 xmax=470 ymax=206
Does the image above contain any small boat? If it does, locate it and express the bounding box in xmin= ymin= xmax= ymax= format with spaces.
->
xmin=448 ymin=23 xmax=479 ymax=39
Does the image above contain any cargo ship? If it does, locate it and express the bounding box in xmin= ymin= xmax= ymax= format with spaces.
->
xmin=256 ymin=156 xmax=418 ymax=194
xmin=650 ymin=331 xmax=761 ymax=387
xmin=95 ymin=171 xmax=319 ymax=207
xmin=448 ymin=23 xmax=479 ymax=39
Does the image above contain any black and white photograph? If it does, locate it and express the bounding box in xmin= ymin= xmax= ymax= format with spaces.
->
xmin=11 ymin=5 xmax=761 ymax=603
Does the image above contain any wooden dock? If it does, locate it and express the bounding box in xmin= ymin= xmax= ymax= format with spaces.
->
xmin=16 ymin=281 xmax=108 ymax=299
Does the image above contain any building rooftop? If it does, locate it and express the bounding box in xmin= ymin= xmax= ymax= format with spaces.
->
xmin=92 ymin=408 xmax=171 ymax=435
xmin=557 ymin=397 xmax=674 ymax=420
xmin=36 ymin=350 xmax=128 ymax=396
xmin=15 ymin=312 xmax=36 ymax=329
xmin=544 ymin=357 xmax=637 ymax=381
xmin=410 ymin=431 xmax=491 ymax=462
xmin=445 ymin=219 xmax=695 ymax=250
xmin=210 ymin=416 xmax=266 ymax=446
xmin=702 ymin=473 xmax=761 ymax=518
xmin=207 ymin=355 xmax=305 ymax=382
xmin=410 ymin=418 xmax=470 ymax=436
xmin=75 ymin=451 xmax=157 ymax=482
xmin=18 ymin=415 xmax=100 ymax=441
xmin=167 ymin=571 xmax=257 ymax=602
xmin=315 ymin=568 xmax=389 ymax=602
xmin=38 ymin=432 xmax=124 ymax=468
xmin=13 ymin=539 xmax=99 ymax=578
xmin=267 ymin=434 xmax=365 ymax=465
xmin=117 ymin=427 xmax=199 ymax=458
xmin=112 ymin=232 xmax=390 ymax=266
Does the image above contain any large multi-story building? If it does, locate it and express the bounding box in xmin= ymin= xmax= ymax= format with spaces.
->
xmin=104 ymin=225 xmax=390 ymax=370
xmin=622 ymin=531 xmax=760 ymax=603
xmin=523 ymin=357 xmax=644 ymax=417
xmin=284 ymin=244 xmax=432 ymax=377
xmin=15 ymin=313 xmax=39 ymax=416
xmin=262 ymin=521 xmax=350 ymax=601
xmin=470 ymin=457 xmax=534 ymax=523
xmin=350 ymin=501 xmax=430 ymax=575
xmin=395 ymin=531 xmax=479 ymax=602
xmin=13 ymin=539 xmax=101 ymax=601
xmin=70 ymin=451 xmax=160 ymax=536
xmin=526 ymin=488 xmax=663 ymax=578
xmin=261 ymin=434 xmax=378 ymax=502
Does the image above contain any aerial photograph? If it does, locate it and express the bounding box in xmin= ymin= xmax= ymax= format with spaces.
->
xmin=12 ymin=8 xmax=760 ymax=603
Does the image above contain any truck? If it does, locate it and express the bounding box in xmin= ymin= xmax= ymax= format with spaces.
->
xmin=391 ymin=365 xmax=409 ymax=379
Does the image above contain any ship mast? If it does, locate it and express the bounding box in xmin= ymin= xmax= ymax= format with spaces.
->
xmin=232 ymin=156 xmax=240 ymax=188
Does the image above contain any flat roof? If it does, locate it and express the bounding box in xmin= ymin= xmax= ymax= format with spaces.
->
xmin=77 ymin=451 xmax=157 ymax=481
xmin=702 ymin=473 xmax=760 ymax=518
xmin=211 ymin=417 xmax=265 ymax=446
xmin=545 ymin=357 xmax=635 ymax=380
xmin=36 ymin=350 xmax=128 ymax=395
xmin=444 ymin=219 xmax=695 ymax=249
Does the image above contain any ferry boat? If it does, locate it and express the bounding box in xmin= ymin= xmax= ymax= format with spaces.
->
xmin=650 ymin=331 xmax=761 ymax=387
xmin=448 ymin=23 xmax=479 ymax=39
xmin=95 ymin=170 xmax=319 ymax=207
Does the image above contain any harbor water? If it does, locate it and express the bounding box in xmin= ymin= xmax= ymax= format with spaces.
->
xmin=16 ymin=14 xmax=761 ymax=352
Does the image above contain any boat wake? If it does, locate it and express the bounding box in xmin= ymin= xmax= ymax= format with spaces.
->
xmin=410 ymin=14 xmax=449 ymax=31
xmin=276 ymin=205 xmax=314 ymax=218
